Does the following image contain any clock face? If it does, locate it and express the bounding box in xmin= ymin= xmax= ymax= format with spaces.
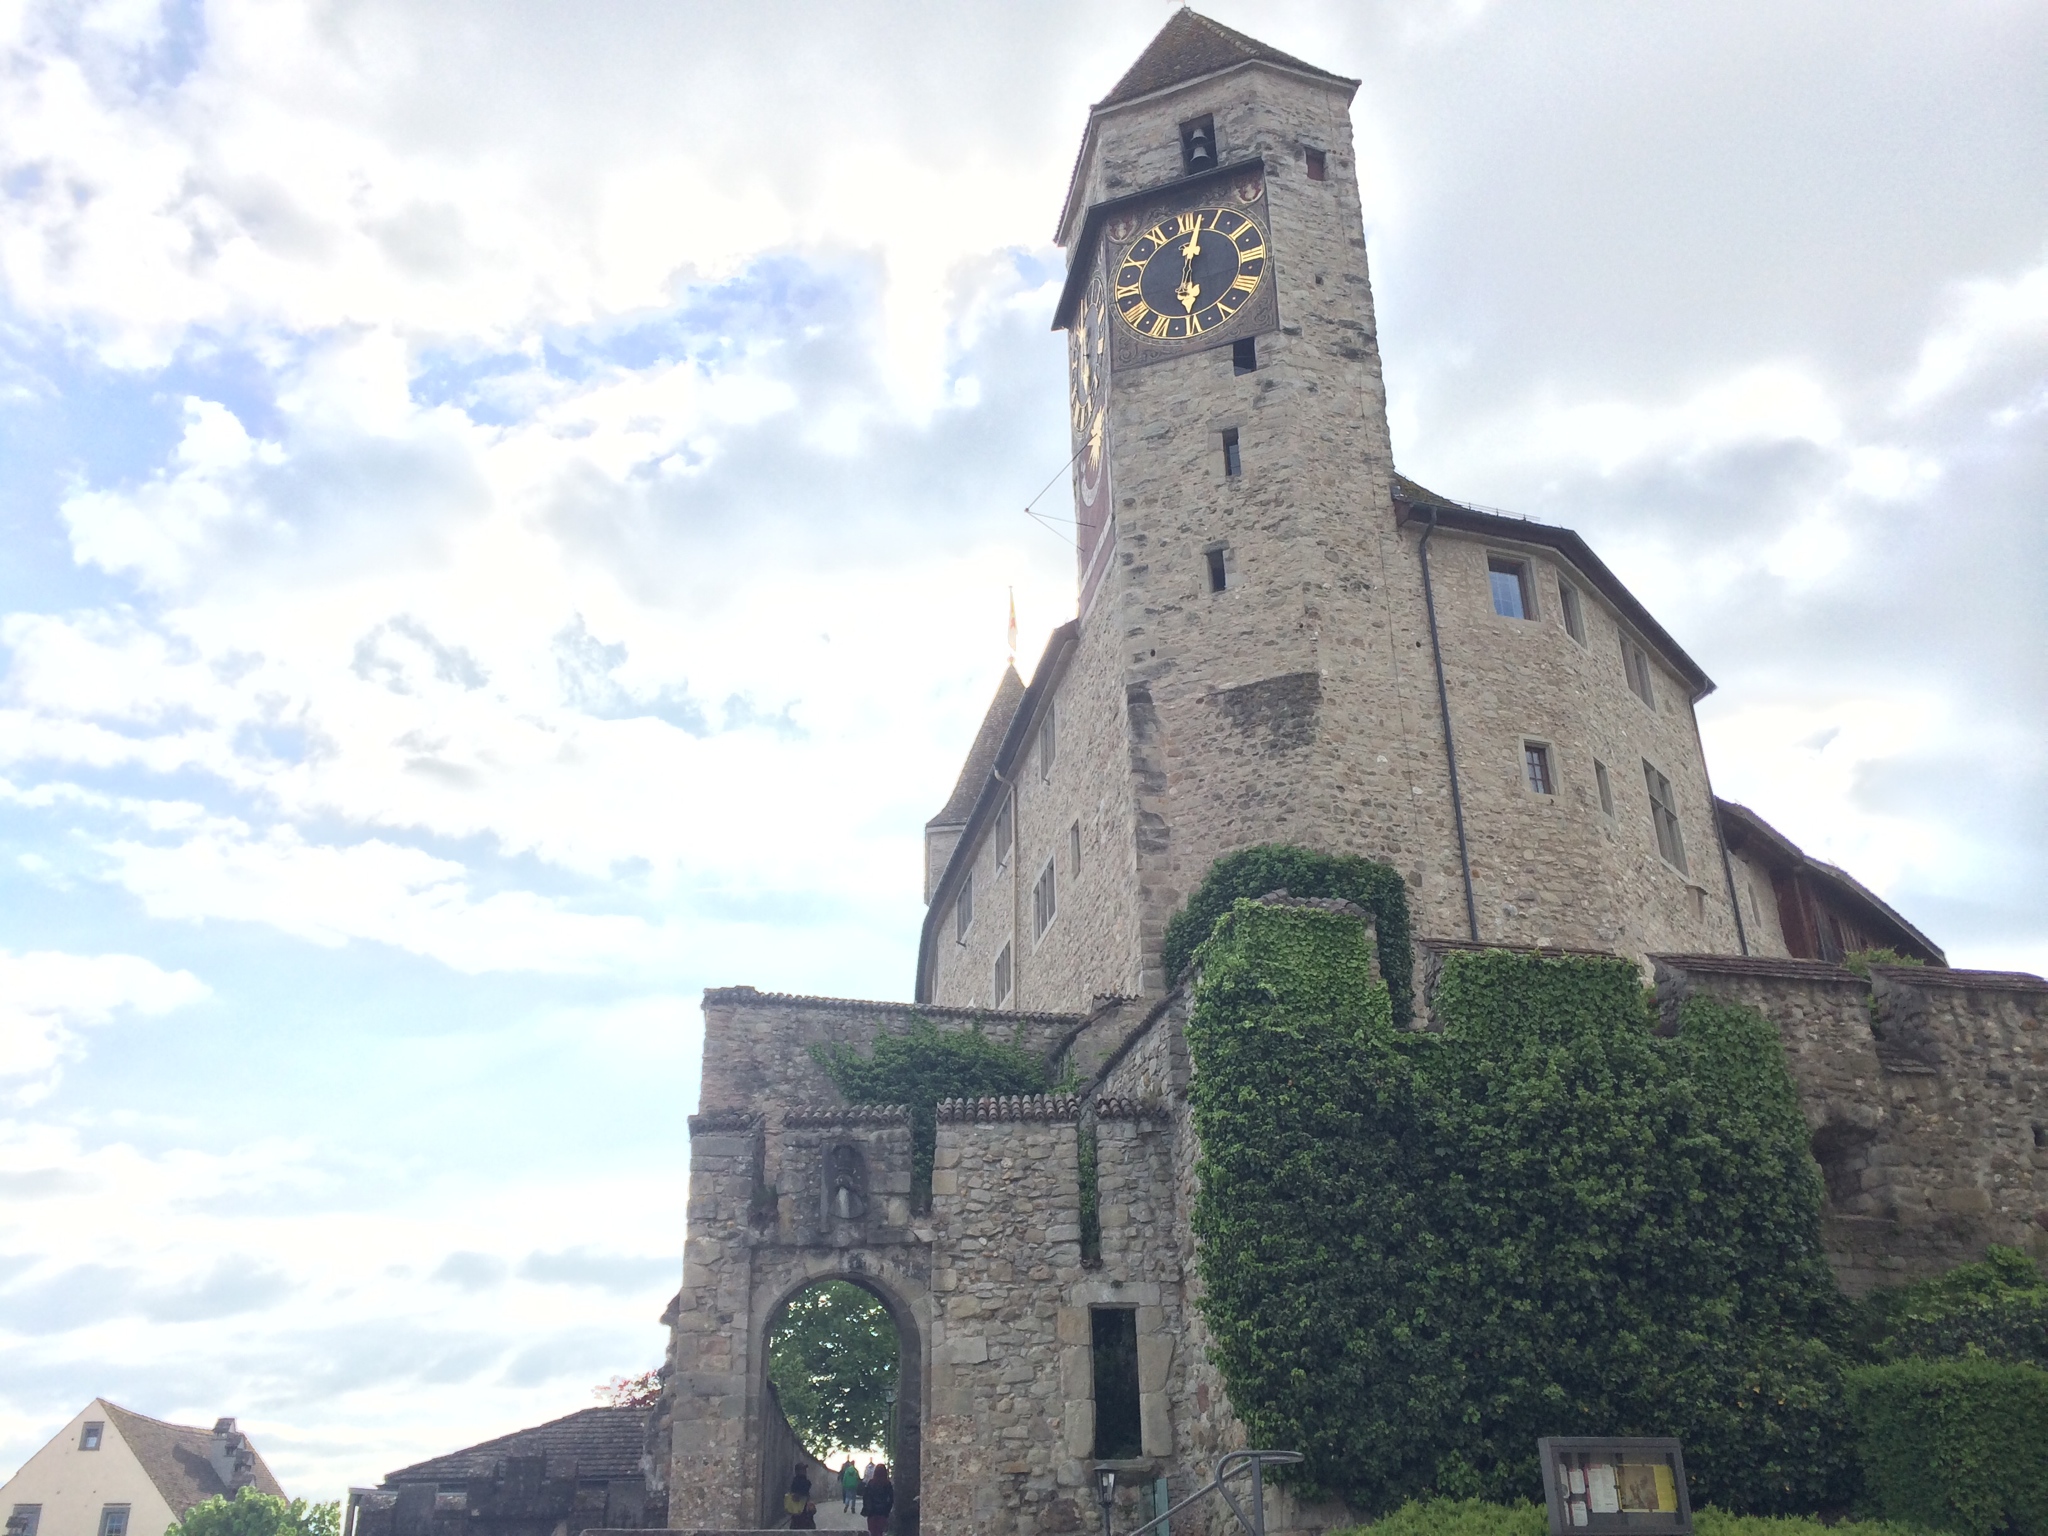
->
xmin=1070 ymin=270 xmax=1110 ymax=515
xmin=1113 ymin=206 xmax=1268 ymax=341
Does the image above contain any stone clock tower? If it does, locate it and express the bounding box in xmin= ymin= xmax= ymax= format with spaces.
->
xmin=917 ymin=8 xmax=1745 ymax=1012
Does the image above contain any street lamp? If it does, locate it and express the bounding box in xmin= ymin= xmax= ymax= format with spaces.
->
xmin=1094 ymin=1467 xmax=1117 ymax=1536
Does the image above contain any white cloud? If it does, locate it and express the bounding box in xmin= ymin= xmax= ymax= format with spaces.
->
xmin=0 ymin=950 xmax=209 ymax=1099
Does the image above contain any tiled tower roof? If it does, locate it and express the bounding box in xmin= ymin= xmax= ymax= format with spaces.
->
xmin=1096 ymin=8 xmax=1355 ymax=109
xmin=927 ymin=664 xmax=1024 ymax=829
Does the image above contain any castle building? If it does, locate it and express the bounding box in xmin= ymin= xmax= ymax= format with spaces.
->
xmin=651 ymin=15 xmax=2042 ymax=1536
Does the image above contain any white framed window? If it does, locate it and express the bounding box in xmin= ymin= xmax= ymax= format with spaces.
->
xmin=993 ymin=794 xmax=1013 ymax=868
xmin=1622 ymin=636 xmax=1656 ymax=708
xmin=1594 ymin=759 xmax=1614 ymax=816
xmin=1523 ymin=741 xmax=1555 ymax=795
xmin=98 ymin=1509 xmax=128 ymax=1536
xmin=1038 ymin=708 xmax=1057 ymax=780
xmin=1069 ymin=820 xmax=1082 ymax=875
xmin=79 ymin=1423 xmax=103 ymax=1452
xmin=11 ymin=1507 xmax=41 ymax=1536
xmin=954 ymin=873 xmax=973 ymax=941
xmin=1489 ymin=556 xmax=1535 ymax=619
xmin=1033 ymin=857 xmax=1058 ymax=941
xmin=993 ymin=943 xmax=1012 ymax=1006
xmin=1558 ymin=579 xmax=1586 ymax=644
xmin=1644 ymin=760 xmax=1688 ymax=873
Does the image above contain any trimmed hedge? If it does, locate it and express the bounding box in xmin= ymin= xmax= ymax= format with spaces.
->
xmin=1860 ymin=1246 xmax=2048 ymax=1370
xmin=1186 ymin=902 xmax=1854 ymax=1515
xmin=1335 ymin=1500 xmax=1918 ymax=1536
xmin=1161 ymin=843 xmax=1414 ymax=1024
xmin=1846 ymin=1358 xmax=2048 ymax=1536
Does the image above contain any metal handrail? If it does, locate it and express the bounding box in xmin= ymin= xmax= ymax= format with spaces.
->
xmin=1119 ymin=1450 xmax=1303 ymax=1536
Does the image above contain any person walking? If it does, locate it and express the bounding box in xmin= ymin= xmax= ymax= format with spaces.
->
xmin=839 ymin=1460 xmax=861 ymax=1514
xmin=784 ymin=1469 xmax=816 ymax=1529
xmin=860 ymin=1463 xmax=893 ymax=1536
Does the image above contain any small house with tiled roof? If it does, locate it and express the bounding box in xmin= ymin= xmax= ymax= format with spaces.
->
xmin=2 ymin=1401 xmax=284 ymax=1536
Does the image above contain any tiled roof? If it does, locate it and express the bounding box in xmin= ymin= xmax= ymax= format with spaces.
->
xmin=101 ymin=1403 xmax=286 ymax=1516
xmin=929 ymin=666 xmax=1024 ymax=829
xmin=1716 ymin=799 xmax=1946 ymax=965
xmin=382 ymin=1406 xmax=647 ymax=1486
xmin=1097 ymin=9 xmax=1354 ymax=109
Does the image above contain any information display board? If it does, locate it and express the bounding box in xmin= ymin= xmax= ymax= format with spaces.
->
xmin=1536 ymin=1438 xmax=1691 ymax=1536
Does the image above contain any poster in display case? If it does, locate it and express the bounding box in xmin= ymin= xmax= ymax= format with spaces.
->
xmin=1537 ymin=1438 xmax=1691 ymax=1536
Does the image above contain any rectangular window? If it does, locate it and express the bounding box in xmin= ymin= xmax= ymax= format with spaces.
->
xmin=80 ymin=1423 xmax=103 ymax=1452
xmin=1622 ymin=637 xmax=1656 ymax=708
xmin=1594 ymin=759 xmax=1614 ymax=816
xmin=1038 ymin=708 xmax=1056 ymax=779
xmin=1179 ymin=115 xmax=1216 ymax=174
xmin=1524 ymin=742 xmax=1554 ymax=795
xmin=993 ymin=794 xmax=1013 ymax=867
xmin=1091 ymin=1308 xmax=1143 ymax=1459
xmin=1644 ymin=761 xmax=1688 ymax=873
xmin=1033 ymin=859 xmax=1058 ymax=940
xmin=993 ymin=943 xmax=1012 ymax=1006
xmin=1304 ymin=147 xmax=1328 ymax=181
xmin=12 ymin=1508 xmax=42 ymax=1536
xmin=1206 ymin=546 xmax=1228 ymax=592
xmin=1232 ymin=337 xmax=1257 ymax=374
xmin=1558 ymin=579 xmax=1586 ymax=643
xmin=1221 ymin=427 xmax=1242 ymax=478
xmin=954 ymin=873 xmax=972 ymax=941
xmin=99 ymin=1509 xmax=129 ymax=1536
xmin=1069 ymin=820 xmax=1082 ymax=876
xmin=1488 ymin=556 xmax=1533 ymax=619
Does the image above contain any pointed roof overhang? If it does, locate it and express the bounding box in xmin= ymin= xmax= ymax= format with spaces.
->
xmin=915 ymin=621 xmax=1080 ymax=1003
xmin=928 ymin=665 xmax=1026 ymax=830
xmin=1053 ymin=9 xmax=1358 ymax=247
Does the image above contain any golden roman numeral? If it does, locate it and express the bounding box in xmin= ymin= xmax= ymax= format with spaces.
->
xmin=1178 ymin=210 xmax=1205 ymax=235
xmin=1146 ymin=313 xmax=1172 ymax=339
xmin=1230 ymin=271 xmax=1260 ymax=293
xmin=1115 ymin=281 xmax=1142 ymax=301
xmin=1186 ymin=310 xmax=1205 ymax=335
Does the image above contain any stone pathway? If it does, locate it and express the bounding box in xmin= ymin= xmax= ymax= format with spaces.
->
xmin=811 ymin=1503 xmax=864 ymax=1530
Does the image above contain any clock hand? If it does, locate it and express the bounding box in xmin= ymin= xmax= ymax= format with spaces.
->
xmin=1176 ymin=220 xmax=1204 ymax=312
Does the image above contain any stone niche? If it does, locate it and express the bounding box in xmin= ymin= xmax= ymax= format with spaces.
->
xmin=774 ymin=1108 xmax=915 ymax=1245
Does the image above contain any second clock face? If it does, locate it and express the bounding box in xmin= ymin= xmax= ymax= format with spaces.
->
xmin=1113 ymin=206 xmax=1268 ymax=342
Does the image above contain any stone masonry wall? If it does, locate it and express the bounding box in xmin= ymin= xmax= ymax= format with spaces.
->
xmin=1653 ymin=954 xmax=2048 ymax=1292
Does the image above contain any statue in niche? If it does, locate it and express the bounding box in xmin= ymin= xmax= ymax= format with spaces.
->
xmin=826 ymin=1144 xmax=868 ymax=1221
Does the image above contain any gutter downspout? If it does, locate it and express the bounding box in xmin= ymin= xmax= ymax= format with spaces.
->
xmin=1418 ymin=507 xmax=1480 ymax=942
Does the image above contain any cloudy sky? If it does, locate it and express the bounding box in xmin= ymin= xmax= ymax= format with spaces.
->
xmin=1 ymin=0 xmax=2042 ymax=1503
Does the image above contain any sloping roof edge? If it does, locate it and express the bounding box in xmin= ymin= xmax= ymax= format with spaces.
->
xmin=915 ymin=620 xmax=1081 ymax=1002
xmin=1391 ymin=474 xmax=1715 ymax=700
xmin=929 ymin=665 xmax=1025 ymax=829
xmin=380 ymin=1406 xmax=649 ymax=1486
xmin=100 ymin=1401 xmax=286 ymax=1515
xmin=1717 ymin=798 xmax=1946 ymax=965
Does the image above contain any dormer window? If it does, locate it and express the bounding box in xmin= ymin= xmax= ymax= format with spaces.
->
xmin=1180 ymin=116 xmax=1216 ymax=174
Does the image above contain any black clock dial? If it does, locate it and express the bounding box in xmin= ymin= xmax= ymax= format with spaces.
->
xmin=1113 ymin=207 xmax=1268 ymax=342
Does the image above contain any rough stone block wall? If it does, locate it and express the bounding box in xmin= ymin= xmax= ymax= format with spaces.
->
xmin=1653 ymin=955 xmax=2048 ymax=1292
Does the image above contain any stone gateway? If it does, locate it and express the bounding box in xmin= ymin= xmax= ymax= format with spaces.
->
xmin=643 ymin=12 xmax=2048 ymax=1536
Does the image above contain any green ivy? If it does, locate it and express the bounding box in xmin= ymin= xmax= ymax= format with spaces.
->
xmin=1186 ymin=900 xmax=1855 ymax=1516
xmin=811 ymin=1018 xmax=1045 ymax=1210
xmin=1078 ymin=1123 xmax=1101 ymax=1262
xmin=1845 ymin=1358 xmax=2048 ymax=1536
xmin=1334 ymin=1498 xmax=1919 ymax=1536
xmin=1161 ymin=843 xmax=1415 ymax=1025
xmin=1842 ymin=948 xmax=1924 ymax=978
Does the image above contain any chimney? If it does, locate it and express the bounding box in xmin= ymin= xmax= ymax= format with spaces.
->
xmin=209 ymin=1419 xmax=255 ymax=1493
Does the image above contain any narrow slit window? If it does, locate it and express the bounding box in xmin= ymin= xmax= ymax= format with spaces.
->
xmin=1558 ymin=579 xmax=1586 ymax=644
xmin=1594 ymin=759 xmax=1614 ymax=816
xmin=1488 ymin=556 xmax=1534 ymax=619
xmin=1304 ymin=147 xmax=1327 ymax=181
xmin=1222 ymin=427 xmax=1242 ymax=478
xmin=954 ymin=873 xmax=973 ymax=941
xmin=993 ymin=794 xmax=1013 ymax=868
xmin=1644 ymin=760 xmax=1688 ymax=873
xmin=1091 ymin=1308 xmax=1143 ymax=1459
xmin=1033 ymin=858 xmax=1058 ymax=940
xmin=1524 ymin=742 xmax=1554 ymax=795
xmin=1232 ymin=337 xmax=1257 ymax=374
xmin=1622 ymin=637 xmax=1657 ymax=708
xmin=1206 ymin=546 xmax=1228 ymax=592
xmin=993 ymin=943 xmax=1012 ymax=1006
xmin=1069 ymin=820 xmax=1082 ymax=876
xmin=1179 ymin=115 xmax=1216 ymax=174
xmin=1038 ymin=709 xmax=1056 ymax=779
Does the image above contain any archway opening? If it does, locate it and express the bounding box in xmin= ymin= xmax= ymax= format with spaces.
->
xmin=763 ymin=1278 xmax=913 ymax=1530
